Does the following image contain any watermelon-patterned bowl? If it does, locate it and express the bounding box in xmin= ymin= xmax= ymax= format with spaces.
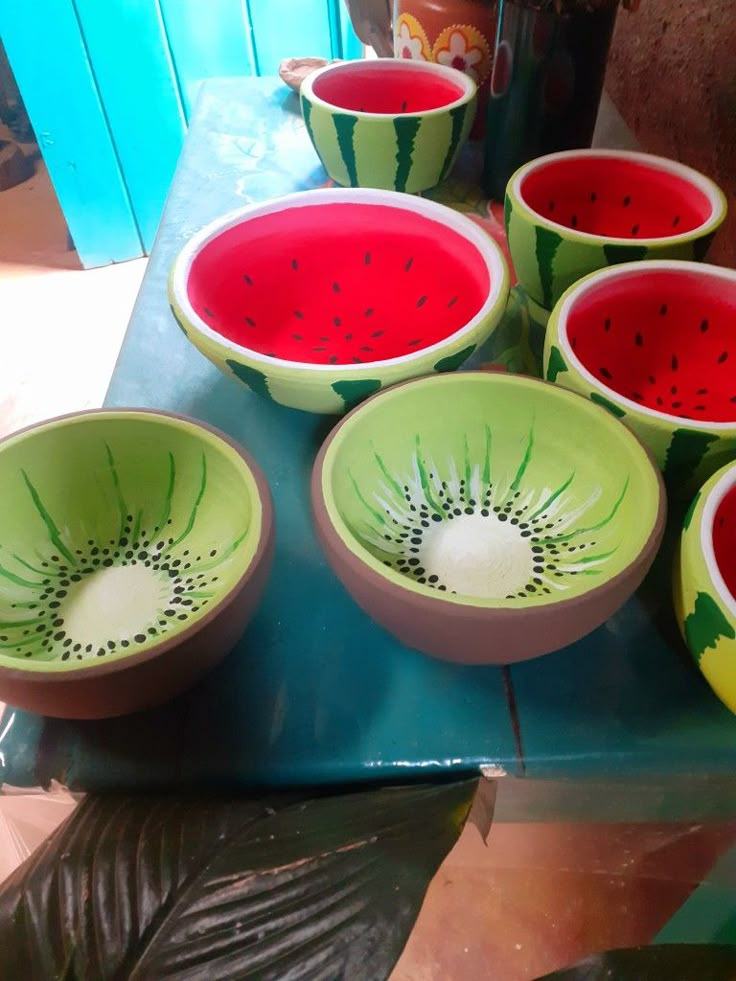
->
xmin=506 ymin=149 xmax=727 ymax=310
xmin=0 ymin=410 xmax=274 ymax=719
xmin=544 ymin=260 xmax=736 ymax=497
xmin=312 ymin=372 xmax=665 ymax=665
xmin=674 ymin=461 xmax=736 ymax=714
xmin=170 ymin=188 xmax=509 ymax=414
xmin=300 ymin=59 xmax=476 ymax=193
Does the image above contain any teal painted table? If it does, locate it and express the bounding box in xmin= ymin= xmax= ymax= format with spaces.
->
xmin=0 ymin=78 xmax=734 ymax=803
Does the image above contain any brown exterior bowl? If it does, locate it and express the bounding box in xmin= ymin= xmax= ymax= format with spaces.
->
xmin=311 ymin=373 xmax=666 ymax=665
xmin=0 ymin=410 xmax=274 ymax=719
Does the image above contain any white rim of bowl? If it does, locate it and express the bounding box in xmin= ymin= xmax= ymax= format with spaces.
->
xmin=700 ymin=465 xmax=736 ymax=620
xmin=300 ymin=58 xmax=477 ymax=119
xmin=556 ymin=259 xmax=736 ymax=431
xmin=171 ymin=187 xmax=508 ymax=374
xmin=511 ymin=149 xmax=727 ymax=246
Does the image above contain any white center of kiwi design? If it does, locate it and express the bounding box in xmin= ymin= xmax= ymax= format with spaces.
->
xmin=350 ymin=427 xmax=629 ymax=601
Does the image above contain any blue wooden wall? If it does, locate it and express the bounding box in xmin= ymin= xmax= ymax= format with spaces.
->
xmin=0 ymin=0 xmax=361 ymax=267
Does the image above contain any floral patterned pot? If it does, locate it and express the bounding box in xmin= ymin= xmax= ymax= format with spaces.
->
xmin=394 ymin=0 xmax=498 ymax=140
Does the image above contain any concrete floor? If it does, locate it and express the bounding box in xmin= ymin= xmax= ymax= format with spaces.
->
xmin=0 ymin=142 xmax=734 ymax=981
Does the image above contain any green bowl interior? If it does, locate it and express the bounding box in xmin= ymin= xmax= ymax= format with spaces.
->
xmin=0 ymin=414 xmax=261 ymax=672
xmin=321 ymin=374 xmax=661 ymax=608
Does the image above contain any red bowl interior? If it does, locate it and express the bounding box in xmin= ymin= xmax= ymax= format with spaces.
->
xmin=187 ymin=202 xmax=491 ymax=366
xmin=520 ymin=156 xmax=713 ymax=239
xmin=311 ymin=64 xmax=466 ymax=114
xmin=565 ymin=267 xmax=736 ymax=423
xmin=713 ymin=483 xmax=736 ymax=602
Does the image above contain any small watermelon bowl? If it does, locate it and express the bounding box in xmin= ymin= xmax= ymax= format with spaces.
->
xmin=506 ymin=149 xmax=727 ymax=310
xmin=0 ymin=410 xmax=274 ymax=719
xmin=300 ymin=59 xmax=476 ymax=193
xmin=169 ymin=188 xmax=510 ymax=414
xmin=674 ymin=462 xmax=736 ymax=714
xmin=312 ymin=372 xmax=665 ymax=665
xmin=544 ymin=260 xmax=736 ymax=497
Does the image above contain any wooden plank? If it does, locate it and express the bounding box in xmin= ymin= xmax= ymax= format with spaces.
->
xmin=73 ymin=0 xmax=186 ymax=251
xmin=0 ymin=0 xmax=142 ymax=266
xmin=158 ymin=0 xmax=257 ymax=120
xmin=336 ymin=0 xmax=364 ymax=60
xmin=248 ymin=0 xmax=335 ymax=76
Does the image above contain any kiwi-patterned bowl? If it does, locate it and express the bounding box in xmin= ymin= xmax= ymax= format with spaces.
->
xmin=544 ymin=260 xmax=736 ymax=497
xmin=300 ymin=59 xmax=476 ymax=193
xmin=0 ymin=410 xmax=274 ymax=719
xmin=169 ymin=188 xmax=509 ymax=415
xmin=505 ymin=149 xmax=727 ymax=310
xmin=312 ymin=372 xmax=665 ymax=665
xmin=674 ymin=462 xmax=736 ymax=715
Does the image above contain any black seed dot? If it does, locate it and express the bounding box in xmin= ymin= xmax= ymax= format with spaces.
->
xmin=673 ymin=215 xmax=680 ymax=226
xmin=61 ymin=651 xmax=70 ymax=661
xmin=107 ymin=640 xmax=115 ymax=650
xmin=49 ymin=601 xmax=60 ymax=609
xmin=635 ymin=332 xmax=643 ymax=346
xmin=134 ymin=633 xmax=146 ymax=643
xmin=700 ymin=319 xmax=709 ymax=333
xmin=165 ymin=609 xmax=176 ymax=617
xmin=102 ymin=558 xmax=113 ymax=567
xmin=671 ymin=354 xmax=679 ymax=371
xmin=177 ymin=614 xmax=188 ymax=620
xmin=718 ymin=351 xmax=729 ymax=364
xmin=660 ymin=304 xmax=668 ymax=316
xmin=571 ymin=215 xmax=578 ymax=228
xmin=63 ymin=638 xmax=72 ymax=648
xmin=623 ymin=196 xmax=631 ymax=206
xmin=631 ymin=224 xmax=640 ymax=235
xmin=600 ymin=367 xmax=612 ymax=380
xmin=97 ymin=648 xmax=106 ymax=657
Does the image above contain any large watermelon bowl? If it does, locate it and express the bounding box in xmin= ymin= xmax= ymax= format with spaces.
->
xmin=506 ymin=149 xmax=727 ymax=310
xmin=544 ymin=260 xmax=736 ymax=497
xmin=300 ymin=59 xmax=476 ymax=194
xmin=169 ymin=188 xmax=510 ymax=414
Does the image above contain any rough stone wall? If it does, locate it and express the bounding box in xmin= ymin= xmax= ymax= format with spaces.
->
xmin=605 ymin=0 xmax=735 ymax=265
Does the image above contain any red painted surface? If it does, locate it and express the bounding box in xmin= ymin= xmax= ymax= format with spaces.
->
xmin=187 ymin=202 xmax=490 ymax=365
xmin=311 ymin=64 xmax=465 ymax=113
xmin=713 ymin=484 xmax=736 ymax=600
xmin=521 ymin=156 xmax=713 ymax=238
xmin=566 ymin=268 xmax=736 ymax=422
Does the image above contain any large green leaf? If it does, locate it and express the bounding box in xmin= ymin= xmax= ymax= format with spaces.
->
xmin=535 ymin=944 xmax=736 ymax=980
xmin=0 ymin=780 xmax=477 ymax=980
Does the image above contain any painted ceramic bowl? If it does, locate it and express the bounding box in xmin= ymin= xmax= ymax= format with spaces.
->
xmin=169 ymin=188 xmax=509 ymax=414
xmin=312 ymin=372 xmax=665 ymax=665
xmin=300 ymin=59 xmax=476 ymax=193
xmin=674 ymin=462 xmax=736 ymax=714
xmin=0 ymin=410 xmax=274 ymax=719
xmin=544 ymin=260 xmax=736 ymax=497
xmin=505 ymin=149 xmax=727 ymax=309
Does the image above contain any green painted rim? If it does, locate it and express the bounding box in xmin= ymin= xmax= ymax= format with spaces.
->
xmin=318 ymin=372 xmax=664 ymax=610
xmin=507 ymin=149 xmax=728 ymax=248
xmin=0 ymin=410 xmax=270 ymax=675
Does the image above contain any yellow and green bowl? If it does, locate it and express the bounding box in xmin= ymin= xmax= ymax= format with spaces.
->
xmin=543 ymin=260 xmax=736 ymax=498
xmin=300 ymin=58 xmax=476 ymax=193
xmin=505 ymin=149 xmax=727 ymax=310
xmin=675 ymin=462 xmax=736 ymax=714
xmin=312 ymin=372 xmax=665 ymax=665
xmin=169 ymin=188 xmax=509 ymax=414
xmin=0 ymin=410 xmax=273 ymax=719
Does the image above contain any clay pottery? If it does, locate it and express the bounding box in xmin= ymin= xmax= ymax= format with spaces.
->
xmin=675 ymin=462 xmax=736 ymax=715
xmin=483 ymin=0 xmax=620 ymax=199
xmin=0 ymin=410 xmax=274 ymax=719
xmin=169 ymin=188 xmax=509 ymax=414
xmin=506 ymin=148 xmax=727 ymax=310
xmin=544 ymin=260 xmax=736 ymax=497
xmin=394 ymin=0 xmax=498 ymax=139
xmin=300 ymin=59 xmax=476 ymax=193
xmin=312 ymin=371 xmax=665 ymax=665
